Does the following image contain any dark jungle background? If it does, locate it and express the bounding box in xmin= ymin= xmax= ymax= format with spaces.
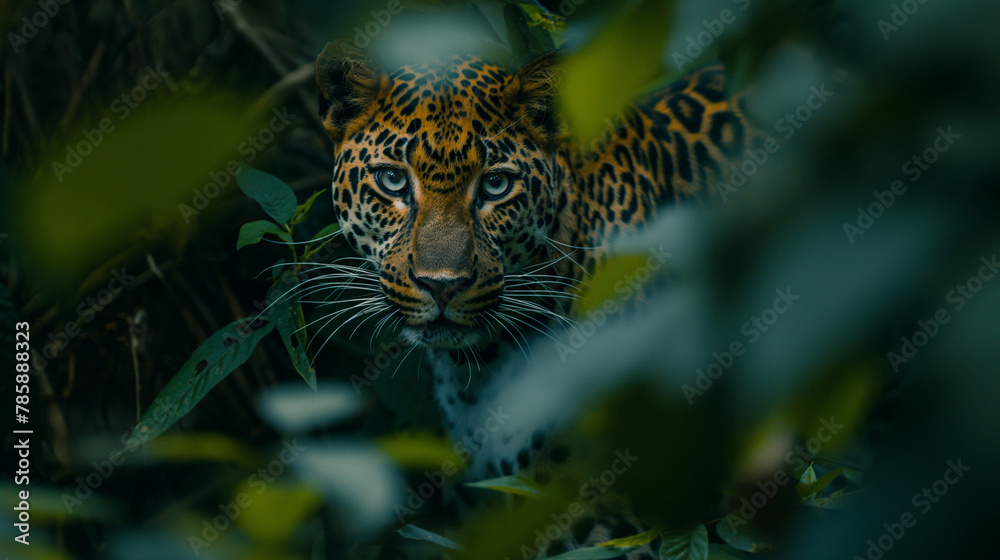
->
xmin=1 ymin=0 xmax=998 ymax=558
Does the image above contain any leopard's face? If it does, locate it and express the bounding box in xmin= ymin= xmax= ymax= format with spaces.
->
xmin=318 ymin=46 xmax=563 ymax=348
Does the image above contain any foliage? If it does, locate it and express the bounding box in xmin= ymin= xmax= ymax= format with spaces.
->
xmin=1 ymin=0 xmax=998 ymax=559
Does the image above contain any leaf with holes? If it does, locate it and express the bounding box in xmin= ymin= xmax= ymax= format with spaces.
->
xmin=237 ymin=219 xmax=291 ymax=250
xmin=126 ymin=318 xmax=274 ymax=446
xmin=464 ymin=475 xmax=544 ymax=497
xmin=270 ymin=268 xmax=316 ymax=389
xmin=237 ymin=166 xmax=298 ymax=225
xmin=660 ymin=525 xmax=708 ymax=560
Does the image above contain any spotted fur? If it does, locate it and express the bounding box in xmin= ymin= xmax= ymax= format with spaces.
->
xmin=316 ymin=42 xmax=753 ymax=558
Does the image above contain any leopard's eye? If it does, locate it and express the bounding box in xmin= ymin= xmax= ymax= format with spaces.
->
xmin=481 ymin=172 xmax=512 ymax=199
xmin=374 ymin=168 xmax=409 ymax=195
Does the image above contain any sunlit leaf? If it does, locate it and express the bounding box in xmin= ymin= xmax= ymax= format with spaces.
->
xmin=558 ymin=0 xmax=675 ymax=143
xmin=798 ymin=463 xmax=817 ymax=486
xmin=1 ymin=483 xmax=123 ymax=524
xmin=237 ymin=219 xmax=290 ymax=250
xmin=377 ymin=432 xmax=464 ymax=471
xmin=147 ymin=433 xmax=257 ymax=468
xmin=127 ymin=318 xmax=274 ymax=446
xmin=15 ymin=94 xmax=259 ymax=293
xmin=598 ymin=524 xmax=664 ymax=548
xmin=398 ymin=524 xmax=466 ymax=551
xmin=797 ymin=467 xmax=844 ymax=500
xmin=659 ymin=525 xmax=708 ymax=560
xmin=237 ymin=166 xmax=298 ymax=225
xmin=235 ymin=481 xmax=322 ymax=543
xmin=464 ymin=475 xmax=544 ymax=497
xmin=576 ymin=253 xmax=650 ymax=314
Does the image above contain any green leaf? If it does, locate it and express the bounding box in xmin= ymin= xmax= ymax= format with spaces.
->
xmin=599 ymin=524 xmax=664 ymax=548
xmin=716 ymin=516 xmax=767 ymax=553
xmin=464 ymin=475 xmax=544 ymax=497
xmin=377 ymin=432 xmax=464 ymax=471
xmin=237 ymin=166 xmax=298 ymax=225
xmin=127 ymin=318 xmax=274 ymax=446
xmin=504 ymin=3 xmax=540 ymax=64
xmin=302 ymin=223 xmax=342 ymax=261
xmin=707 ymin=544 xmax=747 ymax=559
xmin=237 ymin=219 xmax=290 ymax=250
xmin=577 ymin=253 xmax=650 ymax=314
xmin=269 ymin=269 xmax=316 ymax=389
xmin=802 ymin=487 xmax=860 ymax=510
xmin=547 ymin=546 xmax=635 ymax=559
xmin=17 ymin=94 xmax=261 ymax=295
xmin=558 ymin=0 xmax=676 ymax=143
xmin=291 ymin=189 xmax=326 ymax=226
xmin=660 ymin=525 xmax=708 ymax=560
xmin=798 ymin=463 xmax=817 ymax=486
xmin=397 ymin=524 xmax=465 ymax=551
xmin=797 ymin=467 xmax=845 ymax=500
xmin=310 ymin=223 xmax=341 ymax=243
xmin=147 ymin=433 xmax=257 ymax=467
xmin=236 ymin=481 xmax=321 ymax=543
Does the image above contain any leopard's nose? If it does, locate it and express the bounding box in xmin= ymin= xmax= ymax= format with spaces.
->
xmin=413 ymin=274 xmax=474 ymax=312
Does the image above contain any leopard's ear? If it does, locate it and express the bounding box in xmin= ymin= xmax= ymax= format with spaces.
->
xmin=506 ymin=50 xmax=562 ymax=147
xmin=316 ymin=41 xmax=390 ymax=143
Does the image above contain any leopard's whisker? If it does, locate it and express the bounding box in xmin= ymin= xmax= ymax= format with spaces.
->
xmin=490 ymin=310 xmax=533 ymax=362
xmin=498 ymin=297 xmax=581 ymax=331
xmin=347 ymin=305 xmax=392 ymax=340
xmin=307 ymin=300 xmax=389 ymax=368
xmin=299 ymin=295 xmax=384 ymax=339
xmin=543 ymin=235 xmax=603 ymax=252
xmin=371 ymin=309 xmax=399 ymax=349
xmin=495 ymin=305 xmax=564 ymax=344
xmin=486 ymin=310 xmax=531 ymax=363
xmin=391 ymin=344 xmax=420 ymax=379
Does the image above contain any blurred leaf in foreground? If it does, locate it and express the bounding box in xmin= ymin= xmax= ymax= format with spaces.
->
xmin=558 ymin=0 xmax=675 ymax=143
xmin=15 ymin=93 xmax=260 ymax=294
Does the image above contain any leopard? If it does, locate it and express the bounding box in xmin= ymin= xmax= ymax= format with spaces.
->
xmin=315 ymin=41 xmax=754 ymax=557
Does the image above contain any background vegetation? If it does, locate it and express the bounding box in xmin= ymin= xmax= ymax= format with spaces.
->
xmin=1 ymin=0 xmax=998 ymax=558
